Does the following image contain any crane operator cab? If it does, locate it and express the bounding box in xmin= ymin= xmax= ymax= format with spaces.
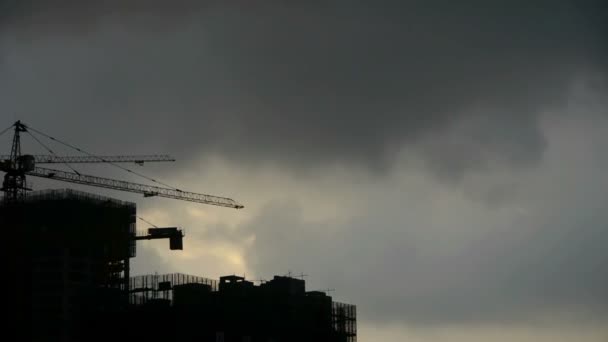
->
xmin=18 ymin=155 xmax=36 ymax=172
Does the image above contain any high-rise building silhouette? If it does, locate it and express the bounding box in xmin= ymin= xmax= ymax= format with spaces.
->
xmin=2 ymin=189 xmax=356 ymax=342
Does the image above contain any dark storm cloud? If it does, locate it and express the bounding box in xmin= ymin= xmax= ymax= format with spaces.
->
xmin=233 ymin=169 xmax=608 ymax=325
xmin=2 ymin=2 xmax=607 ymax=334
xmin=245 ymin=205 xmax=607 ymax=325
xmin=0 ymin=1 xmax=606 ymax=178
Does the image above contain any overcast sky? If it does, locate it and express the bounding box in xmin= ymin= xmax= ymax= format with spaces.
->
xmin=1 ymin=1 xmax=607 ymax=341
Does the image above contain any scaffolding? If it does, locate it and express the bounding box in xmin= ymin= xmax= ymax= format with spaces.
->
xmin=1 ymin=189 xmax=137 ymax=342
xmin=333 ymin=302 xmax=357 ymax=342
xmin=21 ymin=188 xmax=137 ymax=209
xmin=128 ymin=272 xmax=357 ymax=341
xmin=1 ymin=188 xmax=136 ymax=289
xmin=129 ymin=273 xmax=218 ymax=305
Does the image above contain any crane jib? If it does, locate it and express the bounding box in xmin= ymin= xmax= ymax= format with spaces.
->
xmin=30 ymin=167 xmax=244 ymax=209
xmin=0 ymin=154 xmax=176 ymax=164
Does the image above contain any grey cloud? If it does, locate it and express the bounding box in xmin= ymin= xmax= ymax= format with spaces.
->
xmin=130 ymin=243 xmax=173 ymax=275
xmin=1 ymin=2 xmax=606 ymax=334
xmin=1 ymin=1 xmax=606 ymax=179
xmin=173 ymin=107 xmax=608 ymax=326
xmin=239 ymin=185 xmax=608 ymax=325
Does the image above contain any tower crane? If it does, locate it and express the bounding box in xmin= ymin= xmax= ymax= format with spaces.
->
xmin=0 ymin=120 xmax=244 ymax=209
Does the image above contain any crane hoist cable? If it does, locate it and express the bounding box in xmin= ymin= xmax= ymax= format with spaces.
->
xmin=137 ymin=216 xmax=159 ymax=229
xmin=26 ymin=124 xmax=180 ymax=191
xmin=0 ymin=123 xmax=14 ymax=137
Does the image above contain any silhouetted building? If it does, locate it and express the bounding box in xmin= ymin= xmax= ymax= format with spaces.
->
xmin=2 ymin=189 xmax=135 ymax=342
xmin=126 ymin=273 xmax=357 ymax=342
xmin=2 ymin=189 xmax=356 ymax=342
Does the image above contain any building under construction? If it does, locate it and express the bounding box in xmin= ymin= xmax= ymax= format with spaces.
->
xmin=125 ymin=273 xmax=357 ymax=342
xmin=2 ymin=189 xmax=136 ymax=341
xmin=2 ymin=189 xmax=356 ymax=342
xmin=1 ymin=121 xmax=356 ymax=341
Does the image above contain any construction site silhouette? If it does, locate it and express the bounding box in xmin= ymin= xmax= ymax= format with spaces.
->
xmin=1 ymin=121 xmax=356 ymax=341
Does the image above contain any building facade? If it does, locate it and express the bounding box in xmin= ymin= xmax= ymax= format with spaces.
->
xmin=127 ymin=274 xmax=357 ymax=342
xmin=1 ymin=189 xmax=135 ymax=341
xmin=2 ymin=189 xmax=356 ymax=342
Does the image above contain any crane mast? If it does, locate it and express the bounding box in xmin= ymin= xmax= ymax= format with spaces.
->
xmin=1 ymin=121 xmax=29 ymax=202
